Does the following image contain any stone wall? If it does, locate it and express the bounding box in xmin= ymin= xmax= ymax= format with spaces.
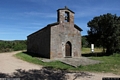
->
xmin=57 ymin=9 xmax=74 ymax=24
xmin=50 ymin=23 xmax=81 ymax=59
xmin=50 ymin=8 xmax=81 ymax=59
xmin=27 ymin=27 xmax=51 ymax=58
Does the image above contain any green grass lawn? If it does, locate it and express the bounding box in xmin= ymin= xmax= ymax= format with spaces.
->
xmin=82 ymin=54 xmax=120 ymax=74
xmin=82 ymin=48 xmax=103 ymax=54
xmin=15 ymin=52 xmax=72 ymax=70
xmin=15 ymin=51 xmax=120 ymax=74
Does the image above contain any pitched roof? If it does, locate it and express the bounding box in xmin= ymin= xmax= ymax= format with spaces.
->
xmin=28 ymin=22 xmax=82 ymax=37
xmin=27 ymin=22 xmax=59 ymax=37
xmin=47 ymin=22 xmax=82 ymax=31
xmin=74 ymin=24 xmax=83 ymax=31
xmin=47 ymin=22 xmax=59 ymax=26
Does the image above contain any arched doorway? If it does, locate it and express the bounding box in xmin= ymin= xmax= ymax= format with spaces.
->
xmin=65 ymin=41 xmax=72 ymax=57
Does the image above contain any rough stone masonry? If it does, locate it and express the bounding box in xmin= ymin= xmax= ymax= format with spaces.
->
xmin=27 ymin=6 xmax=82 ymax=59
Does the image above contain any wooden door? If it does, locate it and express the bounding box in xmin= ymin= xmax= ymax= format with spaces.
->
xmin=65 ymin=42 xmax=71 ymax=57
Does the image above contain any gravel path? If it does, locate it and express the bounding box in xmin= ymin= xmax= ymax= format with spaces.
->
xmin=66 ymin=72 xmax=120 ymax=80
xmin=0 ymin=51 xmax=42 ymax=74
xmin=0 ymin=51 xmax=119 ymax=80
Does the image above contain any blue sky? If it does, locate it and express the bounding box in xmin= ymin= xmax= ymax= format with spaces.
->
xmin=0 ymin=0 xmax=120 ymax=40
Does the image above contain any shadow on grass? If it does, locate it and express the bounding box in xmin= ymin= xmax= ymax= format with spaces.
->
xmin=82 ymin=52 xmax=110 ymax=57
xmin=0 ymin=67 xmax=93 ymax=80
xmin=23 ymin=51 xmax=50 ymax=59
xmin=23 ymin=51 xmax=42 ymax=58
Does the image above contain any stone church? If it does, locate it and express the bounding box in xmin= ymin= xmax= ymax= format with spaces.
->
xmin=27 ymin=7 xmax=82 ymax=59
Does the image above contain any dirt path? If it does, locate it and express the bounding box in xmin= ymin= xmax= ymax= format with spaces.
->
xmin=66 ymin=72 xmax=120 ymax=80
xmin=0 ymin=51 xmax=119 ymax=80
xmin=0 ymin=51 xmax=42 ymax=74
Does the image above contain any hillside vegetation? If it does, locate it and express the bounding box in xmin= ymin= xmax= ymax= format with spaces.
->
xmin=0 ymin=40 xmax=27 ymax=53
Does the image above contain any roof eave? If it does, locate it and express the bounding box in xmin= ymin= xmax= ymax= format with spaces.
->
xmin=74 ymin=24 xmax=83 ymax=31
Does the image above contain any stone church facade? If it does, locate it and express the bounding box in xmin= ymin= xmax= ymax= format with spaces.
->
xmin=27 ymin=7 xmax=82 ymax=59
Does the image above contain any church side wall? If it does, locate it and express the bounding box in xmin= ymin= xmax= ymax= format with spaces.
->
xmin=27 ymin=27 xmax=50 ymax=58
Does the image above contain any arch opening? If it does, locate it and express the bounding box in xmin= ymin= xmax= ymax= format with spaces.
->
xmin=65 ymin=41 xmax=72 ymax=57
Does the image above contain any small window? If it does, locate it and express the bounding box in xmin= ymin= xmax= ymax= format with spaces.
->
xmin=64 ymin=12 xmax=69 ymax=22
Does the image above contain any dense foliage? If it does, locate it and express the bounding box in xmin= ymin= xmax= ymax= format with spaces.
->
xmin=87 ymin=13 xmax=120 ymax=54
xmin=82 ymin=35 xmax=89 ymax=48
xmin=0 ymin=40 xmax=27 ymax=53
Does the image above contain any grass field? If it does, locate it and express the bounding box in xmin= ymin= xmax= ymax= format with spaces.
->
xmin=82 ymin=48 xmax=103 ymax=54
xmin=15 ymin=48 xmax=120 ymax=74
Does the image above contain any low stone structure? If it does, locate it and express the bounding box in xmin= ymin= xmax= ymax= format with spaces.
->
xmin=41 ymin=57 xmax=100 ymax=67
xmin=27 ymin=6 xmax=82 ymax=59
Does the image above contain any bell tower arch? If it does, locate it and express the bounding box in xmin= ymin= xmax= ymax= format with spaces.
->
xmin=57 ymin=6 xmax=74 ymax=24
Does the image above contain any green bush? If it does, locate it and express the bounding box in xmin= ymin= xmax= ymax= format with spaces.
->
xmin=0 ymin=40 xmax=27 ymax=53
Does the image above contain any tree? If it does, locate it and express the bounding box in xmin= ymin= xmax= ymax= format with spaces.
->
xmin=87 ymin=13 xmax=120 ymax=54
xmin=82 ymin=35 xmax=89 ymax=48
